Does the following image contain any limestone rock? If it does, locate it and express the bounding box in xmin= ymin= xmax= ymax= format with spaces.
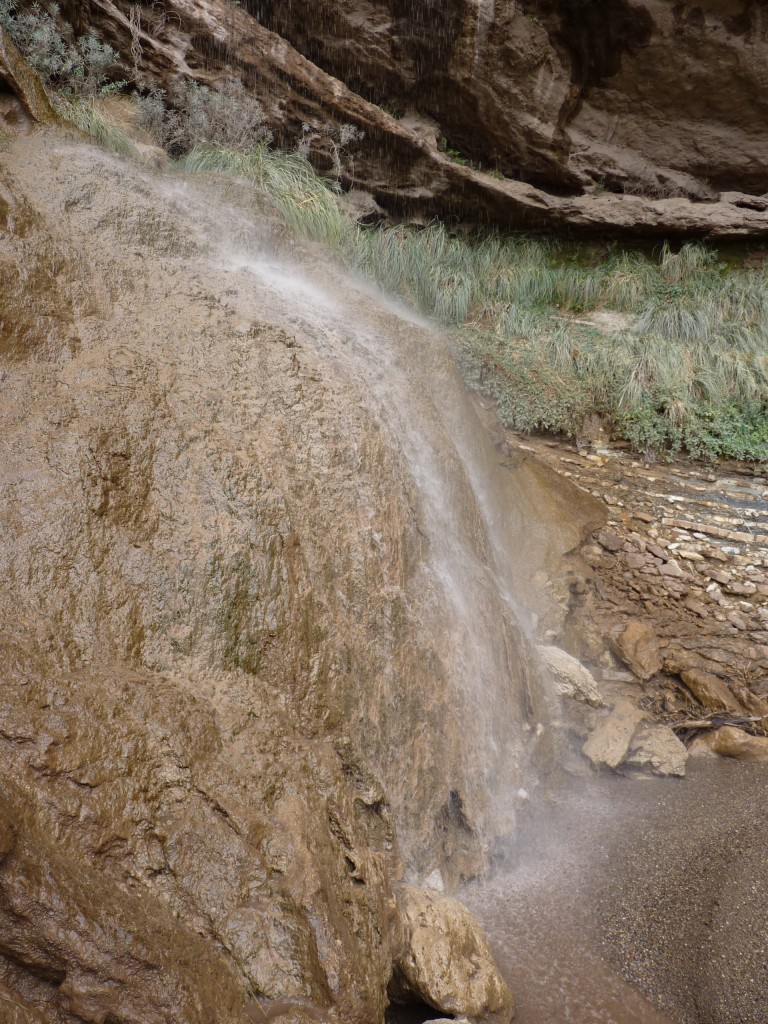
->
xmin=625 ymin=723 xmax=688 ymax=777
xmin=612 ymin=620 xmax=662 ymax=681
xmin=538 ymin=645 xmax=605 ymax=708
xmin=690 ymin=726 xmax=768 ymax=763
xmin=48 ymin=0 xmax=768 ymax=237
xmin=582 ymin=700 xmax=647 ymax=771
xmin=392 ymin=886 xmax=515 ymax=1023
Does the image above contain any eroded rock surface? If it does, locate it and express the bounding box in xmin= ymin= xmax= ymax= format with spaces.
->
xmin=0 ymin=127 xmax=547 ymax=1022
xmin=491 ymin=430 xmax=768 ymax=750
xmin=391 ymin=886 xmax=515 ymax=1024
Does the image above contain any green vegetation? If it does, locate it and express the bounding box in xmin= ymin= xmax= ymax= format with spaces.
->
xmin=4 ymin=1 xmax=767 ymax=462
xmin=0 ymin=0 xmax=121 ymax=97
xmin=180 ymin=160 xmax=765 ymax=461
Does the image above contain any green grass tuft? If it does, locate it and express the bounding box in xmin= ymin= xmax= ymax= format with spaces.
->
xmin=56 ymin=97 xmax=139 ymax=158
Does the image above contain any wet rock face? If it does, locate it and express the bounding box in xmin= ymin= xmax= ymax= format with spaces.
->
xmin=390 ymin=886 xmax=515 ymax=1024
xmin=0 ymin=129 xmax=543 ymax=1022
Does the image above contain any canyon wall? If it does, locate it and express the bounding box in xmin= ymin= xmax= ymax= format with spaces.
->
xmin=42 ymin=0 xmax=768 ymax=235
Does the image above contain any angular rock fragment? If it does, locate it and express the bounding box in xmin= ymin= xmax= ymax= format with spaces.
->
xmin=537 ymin=645 xmax=605 ymax=708
xmin=582 ymin=701 xmax=647 ymax=771
xmin=625 ymin=723 xmax=688 ymax=777
xmin=679 ymin=667 xmax=741 ymax=714
xmin=612 ymin=620 xmax=662 ymax=680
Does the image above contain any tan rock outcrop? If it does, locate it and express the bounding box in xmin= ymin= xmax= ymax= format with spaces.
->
xmin=392 ymin=886 xmax=515 ymax=1024
xmin=0 ymin=128 xmax=542 ymax=1022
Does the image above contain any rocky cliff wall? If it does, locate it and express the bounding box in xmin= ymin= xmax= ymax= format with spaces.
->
xmin=7 ymin=0 xmax=764 ymax=236
xmin=0 ymin=125 xmax=545 ymax=1022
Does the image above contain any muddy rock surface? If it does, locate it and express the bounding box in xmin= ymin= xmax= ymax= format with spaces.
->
xmin=0 ymin=127 xmax=561 ymax=1023
xmin=6 ymin=0 xmax=759 ymax=237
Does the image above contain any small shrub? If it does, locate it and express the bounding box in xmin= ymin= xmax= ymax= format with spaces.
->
xmin=0 ymin=1 xmax=121 ymax=97
xmin=137 ymin=79 xmax=272 ymax=154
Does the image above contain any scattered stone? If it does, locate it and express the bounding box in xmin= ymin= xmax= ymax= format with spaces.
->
xmin=658 ymin=559 xmax=685 ymax=578
xmin=392 ymin=887 xmax=515 ymax=1024
xmin=679 ymin=667 xmax=741 ymax=714
xmin=625 ymin=723 xmax=688 ymax=777
xmin=582 ymin=701 xmax=647 ymax=771
xmin=683 ymin=597 xmax=709 ymax=619
xmin=624 ymin=553 xmax=647 ymax=570
xmin=689 ymin=726 xmax=768 ymax=763
xmin=725 ymin=580 xmax=757 ymax=596
xmin=612 ymin=620 xmax=662 ymax=680
xmin=597 ymin=530 xmax=623 ymax=553
xmin=538 ymin=645 xmax=605 ymax=707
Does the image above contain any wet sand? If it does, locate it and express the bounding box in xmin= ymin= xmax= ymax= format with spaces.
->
xmin=464 ymin=759 xmax=767 ymax=1024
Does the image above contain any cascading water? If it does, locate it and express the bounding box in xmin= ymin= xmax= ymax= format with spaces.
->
xmin=3 ymin=126 xmax=766 ymax=1024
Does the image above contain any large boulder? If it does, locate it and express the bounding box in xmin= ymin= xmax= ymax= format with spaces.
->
xmin=690 ymin=726 xmax=768 ymax=764
xmin=391 ymin=886 xmax=515 ymax=1024
xmin=582 ymin=700 xmax=647 ymax=771
xmin=625 ymin=723 xmax=688 ymax=777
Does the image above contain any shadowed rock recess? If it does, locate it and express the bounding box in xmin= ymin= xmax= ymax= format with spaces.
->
xmin=40 ymin=0 xmax=768 ymax=237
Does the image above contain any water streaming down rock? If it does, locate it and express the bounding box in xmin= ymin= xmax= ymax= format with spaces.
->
xmin=0 ymin=129 xmax=554 ymax=1022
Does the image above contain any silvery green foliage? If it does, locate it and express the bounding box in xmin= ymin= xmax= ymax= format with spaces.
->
xmin=0 ymin=0 xmax=120 ymax=96
xmin=297 ymin=120 xmax=365 ymax=177
xmin=137 ymin=79 xmax=272 ymax=154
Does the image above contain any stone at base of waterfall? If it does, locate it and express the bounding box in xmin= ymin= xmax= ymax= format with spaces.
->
xmin=582 ymin=700 xmax=647 ymax=771
xmin=583 ymin=703 xmax=688 ymax=776
xmin=689 ymin=726 xmax=768 ymax=763
xmin=625 ymin=723 xmax=688 ymax=777
xmin=135 ymin=143 xmax=171 ymax=170
xmin=537 ymin=645 xmax=605 ymax=708
xmin=392 ymin=886 xmax=515 ymax=1024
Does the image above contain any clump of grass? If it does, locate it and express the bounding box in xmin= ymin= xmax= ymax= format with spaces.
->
xmin=176 ymin=143 xmax=351 ymax=246
xmin=55 ymin=96 xmax=139 ymax=158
